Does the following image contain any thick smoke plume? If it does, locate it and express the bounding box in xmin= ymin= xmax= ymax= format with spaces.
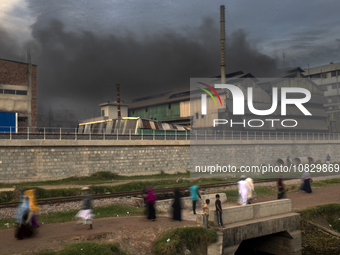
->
xmin=1 ymin=17 xmax=278 ymax=126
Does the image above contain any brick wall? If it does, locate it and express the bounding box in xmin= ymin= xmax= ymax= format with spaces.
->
xmin=0 ymin=59 xmax=38 ymax=127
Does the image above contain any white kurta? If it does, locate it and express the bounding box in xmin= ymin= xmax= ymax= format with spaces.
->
xmin=245 ymin=178 xmax=254 ymax=199
xmin=238 ymin=180 xmax=248 ymax=205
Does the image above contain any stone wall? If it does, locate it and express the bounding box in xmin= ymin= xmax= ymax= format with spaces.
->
xmin=0 ymin=140 xmax=190 ymax=183
xmin=0 ymin=139 xmax=339 ymax=183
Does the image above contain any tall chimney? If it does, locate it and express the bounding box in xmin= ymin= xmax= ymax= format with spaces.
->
xmin=116 ymin=83 xmax=121 ymax=118
xmin=220 ymin=5 xmax=226 ymax=84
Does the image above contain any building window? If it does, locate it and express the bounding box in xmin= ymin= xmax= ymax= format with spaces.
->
xmin=101 ymin=110 xmax=105 ymax=117
xmin=16 ymin=90 xmax=27 ymax=95
xmin=195 ymin=113 xmax=198 ymax=119
xmin=321 ymin=73 xmax=327 ymax=78
xmin=332 ymin=84 xmax=338 ymax=89
xmin=331 ymin=71 xmax=337 ymax=77
xmin=0 ymin=89 xmax=3 ymax=94
xmin=132 ymin=110 xmax=134 ymax=114
xmin=145 ymin=108 xmax=148 ymax=112
xmin=168 ymin=103 xmax=171 ymax=109
xmin=338 ymin=70 xmax=340 ymax=76
xmin=201 ymin=115 xmax=204 ymax=118
xmin=4 ymin=89 xmax=15 ymax=94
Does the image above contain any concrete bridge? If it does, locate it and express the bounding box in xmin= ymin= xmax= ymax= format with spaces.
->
xmin=198 ymin=199 xmax=301 ymax=255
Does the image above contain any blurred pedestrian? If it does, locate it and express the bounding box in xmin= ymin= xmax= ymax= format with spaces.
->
xmin=146 ymin=187 xmax=157 ymax=221
xmin=245 ymin=177 xmax=254 ymax=204
xmin=75 ymin=187 xmax=93 ymax=230
xmin=215 ymin=194 xmax=223 ymax=228
xmin=326 ymin=154 xmax=331 ymax=167
xmin=238 ymin=175 xmax=248 ymax=205
xmin=203 ymin=199 xmax=210 ymax=228
xmin=24 ymin=189 xmax=40 ymax=227
xmin=286 ymin=156 xmax=292 ymax=167
xmin=189 ymin=183 xmax=201 ymax=215
xmin=172 ymin=189 xmax=182 ymax=221
xmin=15 ymin=195 xmax=34 ymax=239
xmin=277 ymin=174 xmax=286 ymax=199
xmin=300 ymin=171 xmax=312 ymax=193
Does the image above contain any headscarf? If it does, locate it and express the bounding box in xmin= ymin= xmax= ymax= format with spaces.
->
xmin=146 ymin=187 xmax=156 ymax=205
xmin=15 ymin=196 xmax=29 ymax=224
xmin=301 ymin=171 xmax=311 ymax=181
xmin=24 ymin=189 xmax=40 ymax=213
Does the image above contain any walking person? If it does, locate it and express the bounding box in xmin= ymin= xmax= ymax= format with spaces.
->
xmin=172 ymin=189 xmax=182 ymax=221
xmin=146 ymin=187 xmax=157 ymax=221
xmin=300 ymin=171 xmax=312 ymax=193
xmin=286 ymin=156 xmax=292 ymax=167
xmin=277 ymin=174 xmax=286 ymax=199
xmin=238 ymin=175 xmax=248 ymax=205
xmin=245 ymin=177 xmax=254 ymax=204
xmin=75 ymin=187 xmax=93 ymax=230
xmin=189 ymin=183 xmax=201 ymax=215
xmin=326 ymin=154 xmax=331 ymax=168
xmin=15 ymin=195 xmax=35 ymax=239
xmin=203 ymin=199 xmax=210 ymax=229
xmin=24 ymin=189 xmax=40 ymax=227
xmin=215 ymin=194 xmax=224 ymax=228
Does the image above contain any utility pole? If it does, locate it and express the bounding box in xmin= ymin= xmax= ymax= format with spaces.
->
xmin=116 ymin=83 xmax=121 ymax=118
xmin=283 ymin=53 xmax=285 ymax=68
xmin=220 ymin=5 xmax=226 ymax=84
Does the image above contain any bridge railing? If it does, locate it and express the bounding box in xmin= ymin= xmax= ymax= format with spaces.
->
xmin=0 ymin=127 xmax=338 ymax=141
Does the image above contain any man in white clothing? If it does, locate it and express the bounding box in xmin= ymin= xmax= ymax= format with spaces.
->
xmin=238 ymin=175 xmax=248 ymax=205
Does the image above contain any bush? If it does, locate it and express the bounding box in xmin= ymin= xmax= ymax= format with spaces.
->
xmin=35 ymin=241 xmax=128 ymax=255
xmin=90 ymin=171 xmax=119 ymax=180
xmin=154 ymin=227 xmax=217 ymax=255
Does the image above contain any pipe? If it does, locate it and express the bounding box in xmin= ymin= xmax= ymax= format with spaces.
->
xmin=220 ymin=5 xmax=226 ymax=84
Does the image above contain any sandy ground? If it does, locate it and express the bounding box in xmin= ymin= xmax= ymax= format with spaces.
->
xmin=0 ymin=185 xmax=339 ymax=255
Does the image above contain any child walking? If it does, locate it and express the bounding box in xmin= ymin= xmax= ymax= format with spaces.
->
xmin=75 ymin=187 xmax=93 ymax=230
xmin=203 ymin=199 xmax=210 ymax=229
xmin=215 ymin=194 xmax=224 ymax=228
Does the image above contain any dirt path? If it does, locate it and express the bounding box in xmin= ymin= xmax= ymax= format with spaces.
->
xmin=0 ymin=185 xmax=339 ymax=254
xmin=253 ymin=185 xmax=340 ymax=211
xmin=0 ymin=216 xmax=198 ymax=255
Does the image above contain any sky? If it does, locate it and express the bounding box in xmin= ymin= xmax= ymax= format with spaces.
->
xmin=1 ymin=0 xmax=340 ymax=126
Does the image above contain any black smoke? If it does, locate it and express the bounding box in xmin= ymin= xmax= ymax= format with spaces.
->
xmin=1 ymin=17 xmax=279 ymax=126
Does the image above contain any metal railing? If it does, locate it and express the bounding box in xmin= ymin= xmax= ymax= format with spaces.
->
xmin=0 ymin=127 xmax=338 ymax=141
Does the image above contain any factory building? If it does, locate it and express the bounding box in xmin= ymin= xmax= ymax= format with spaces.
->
xmin=303 ymin=62 xmax=340 ymax=132
xmin=0 ymin=57 xmax=37 ymax=130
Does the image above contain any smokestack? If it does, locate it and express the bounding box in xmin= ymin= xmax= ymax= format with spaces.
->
xmin=220 ymin=5 xmax=226 ymax=84
xmin=116 ymin=83 xmax=121 ymax=118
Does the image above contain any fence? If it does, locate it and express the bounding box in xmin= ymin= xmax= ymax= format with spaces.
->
xmin=0 ymin=127 xmax=338 ymax=141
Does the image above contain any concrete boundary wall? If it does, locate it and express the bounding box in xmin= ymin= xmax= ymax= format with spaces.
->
xmin=197 ymin=199 xmax=292 ymax=226
xmin=0 ymin=140 xmax=340 ymax=183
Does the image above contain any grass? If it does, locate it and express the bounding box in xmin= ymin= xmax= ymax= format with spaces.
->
xmin=0 ymin=204 xmax=144 ymax=230
xmin=0 ymin=171 xmax=191 ymax=188
xmin=34 ymin=242 xmax=129 ymax=255
xmin=154 ymin=227 xmax=217 ymax=255
xmin=299 ymin=203 xmax=340 ymax=232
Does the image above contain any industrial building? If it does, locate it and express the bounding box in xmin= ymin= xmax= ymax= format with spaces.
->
xmin=0 ymin=57 xmax=37 ymax=130
xmin=303 ymin=62 xmax=340 ymax=132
